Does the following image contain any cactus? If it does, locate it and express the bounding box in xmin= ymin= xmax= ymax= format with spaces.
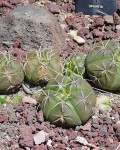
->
xmin=64 ymin=53 xmax=85 ymax=77
xmin=39 ymin=74 xmax=96 ymax=127
xmin=0 ymin=53 xmax=24 ymax=94
xmin=24 ymin=50 xmax=63 ymax=85
xmin=85 ymin=40 xmax=120 ymax=90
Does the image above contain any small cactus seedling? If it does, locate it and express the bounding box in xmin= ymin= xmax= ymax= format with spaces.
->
xmin=86 ymin=40 xmax=120 ymax=90
xmin=64 ymin=53 xmax=85 ymax=77
xmin=39 ymin=74 xmax=96 ymax=127
xmin=24 ymin=50 xmax=63 ymax=85
xmin=0 ymin=53 xmax=24 ymax=94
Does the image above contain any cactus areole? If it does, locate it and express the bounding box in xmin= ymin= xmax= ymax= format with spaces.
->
xmin=39 ymin=75 xmax=96 ymax=127
xmin=0 ymin=53 xmax=24 ymax=94
xmin=86 ymin=40 xmax=120 ymax=90
xmin=24 ymin=50 xmax=62 ymax=85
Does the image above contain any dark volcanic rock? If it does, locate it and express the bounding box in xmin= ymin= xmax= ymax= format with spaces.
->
xmin=0 ymin=5 xmax=67 ymax=51
xmin=0 ymin=113 xmax=8 ymax=123
xmin=48 ymin=3 xmax=60 ymax=14
xmin=19 ymin=125 xmax=34 ymax=148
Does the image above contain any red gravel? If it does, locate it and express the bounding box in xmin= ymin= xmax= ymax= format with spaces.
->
xmin=0 ymin=102 xmax=119 ymax=149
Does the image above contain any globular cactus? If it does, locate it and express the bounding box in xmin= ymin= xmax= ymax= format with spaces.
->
xmin=39 ymin=74 xmax=96 ymax=127
xmin=24 ymin=50 xmax=63 ymax=85
xmin=64 ymin=53 xmax=85 ymax=77
xmin=0 ymin=53 xmax=24 ymax=94
xmin=85 ymin=40 xmax=120 ymax=90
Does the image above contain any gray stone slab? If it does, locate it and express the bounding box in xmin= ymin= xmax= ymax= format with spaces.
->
xmin=0 ymin=5 xmax=67 ymax=51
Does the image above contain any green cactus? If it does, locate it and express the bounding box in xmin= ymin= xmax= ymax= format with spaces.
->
xmin=86 ymin=40 xmax=120 ymax=90
xmin=0 ymin=53 xmax=24 ymax=94
xmin=24 ymin=50 xmax=63 ymax=85
xmin=39 ymin=74 xmax=96 ymax=127
xmin=64 ymin=53 xmax=85 ymax=77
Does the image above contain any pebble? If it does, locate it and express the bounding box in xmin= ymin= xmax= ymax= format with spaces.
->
xmin=69 ymin=30 xmax=86 ymax=44
xmin=114 ymin=113 xmax=120 ymax=122
xmin=36 ymin=110 xmax=44 ymax=123
xmin=103 ymin=119 xmax=112 ymax=125
xmin=99 ymin=127 xmax=108 ymax=136
xmin=47 ymin=139 xmax=52 ymax=147
xmin=79 ymin=122 xmax=91 ymax=131
xmin=49 ymin=130 xmax=55 ymax=138
xmin=25 ymin=147 xmax=30 ymax=150
xmin=104 ymin=15 xmax=114 ymax=24
xmin=33 ymin=130 xmax=47 ymax=145
xmin=76 ymin=136 xmax=88 ymax=145
xmin=48 ymin=3 xmax=60 ymax=14
xmin=75 ymin=126 xmax=81 ymax=131
xmin=116 ymin=25 xmax=120 ymax=30
xmin=64 ymin=136 xmax=69 ymax=144
xmin=92 ymin=118 xmax=99 ymax=124
xmin=22 ymin=96 xmax=37 ymax=104
xmin=19 ymin=125 xmax=34 ymax=148
xmin=92 ymin=124 xmax=100 ymax=129
xmin=0 ymin=114 xmax=8 ymax=123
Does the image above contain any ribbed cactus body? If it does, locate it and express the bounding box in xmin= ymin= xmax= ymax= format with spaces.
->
xmin=86 ymin=40 xmax=120 ymax=90
xmin=39 ymin=75 xmax=96 ymax=127
xmin=0 ymin=53 xmax=24 ymax=93
xmin=64 ymin=53 xmax=85 ymax=77
xmin=24 ymin=50 xmax=62 ymax=85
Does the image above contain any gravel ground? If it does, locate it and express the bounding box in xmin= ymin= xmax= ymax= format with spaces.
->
xmin=0 ymin=95 xmax=119 ymax=150
xmin=0 ymin=0 xmax=120 ymax=150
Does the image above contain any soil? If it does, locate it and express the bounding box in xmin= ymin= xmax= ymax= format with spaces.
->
xmin=0 ymin=0 xmax=120 ymax=150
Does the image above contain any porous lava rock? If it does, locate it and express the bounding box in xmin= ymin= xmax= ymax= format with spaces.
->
xmin=0 ymin=4 xmax=67 ymax=51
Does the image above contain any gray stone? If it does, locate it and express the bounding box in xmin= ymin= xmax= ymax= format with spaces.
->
xmin=33 ymin=130 xmax=47 ymax=145
xmin=0 ymin=5 xmax=67 ymax=51
xmin=76 ymin=136 xmax=88 ymax=145
xmin=116 ymin=25 xmax=120 ymax=30
xmin=104 ymin=15 xmax=114 ymax=24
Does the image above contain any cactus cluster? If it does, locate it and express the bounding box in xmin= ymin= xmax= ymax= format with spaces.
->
xmin=0 ymin=48 xmax=97 ymax=127
xmin=1 ymin=40 xmax=120 ymax=127
xmin=3 ymin=40 xmax=120 ymax=127
xmin=85 ymin=40 xmax=120 ymax=90
xmin=4 ymin=40 xmax=120 ymax=127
